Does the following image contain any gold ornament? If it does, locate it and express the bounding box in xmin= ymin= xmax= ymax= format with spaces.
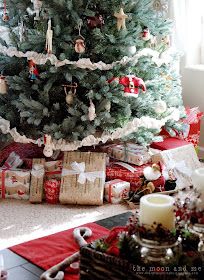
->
xmin=63 ymin=83 xmax=77 ymax=105
xmin=114 ymin=8 xmax=128 ymax=31
xmin=0 ymin=75 xmax=8 ymax=95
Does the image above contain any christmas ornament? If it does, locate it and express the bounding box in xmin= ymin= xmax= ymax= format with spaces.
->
xmin=18 ymin=20 xmax=26 ymax=43
xmin=63 ymin=83 xmax=77 ymax=105
xmin=143 ymin=163 xmax=162 ymax=181
xmin=87 ymin=14 xmax=104 ymax=29
xmin=2 ymin=0 xmax=9 ymax=22
xmin=45 ymin=19 xmax=53 ymax=54
xmin=105 ymin=100 xmax=111 ymax=112
xmin=114 ymin=8 xmax=128 ymax=31
xmin=126 ymin=46 xmax=136 ymax=55
xmin=111 ymin=75 xmax=146 ymax=97
xmin=0 ymin=74 xmax=8 ymax=95
xmin=28 ymin=60 xmax=39 ymax=81
xmin=31 ymin=0 xmax=42 ymax=21
xmin=141 ymin=27 xmax=151 ymax=41
xmin=161 ymin=35 xmax=170 ymax=47
xmin=153 ymin=0 xmax=168 ymax=14
xmin=153 ymin=100 xmax=167 ymax=114
xmin=74 ymin=21 xmax=85 ymax=54
xmin=43 ymin=134 xmax=54 ymax=157
xmin=88 ymin=100 xmax=96 ymax=121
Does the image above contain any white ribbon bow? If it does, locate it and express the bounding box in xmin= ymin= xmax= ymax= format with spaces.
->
xmin=163 ymin=158 xmax=192 ymax=187
xmin=31 ymin=164 xmax=45 ymax=178
xmin=62 ymin=161 xmax=105 ymax=184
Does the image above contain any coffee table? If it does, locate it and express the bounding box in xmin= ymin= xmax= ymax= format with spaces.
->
xmin=0 ymin=212 xmax=132 ymax=280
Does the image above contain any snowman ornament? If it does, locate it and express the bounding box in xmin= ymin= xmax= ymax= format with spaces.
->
xmin=43 ymin=135 xmax=54 ymax=157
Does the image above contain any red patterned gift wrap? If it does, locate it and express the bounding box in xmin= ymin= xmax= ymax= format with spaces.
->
xmin=44 ymin=179 xmax=60 ymax=204
xmin=106 ymin=162 xmax=152 ymax=192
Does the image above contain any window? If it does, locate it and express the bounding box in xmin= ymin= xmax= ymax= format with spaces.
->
xmin=169 ymin=0 xmax=204 ymax=66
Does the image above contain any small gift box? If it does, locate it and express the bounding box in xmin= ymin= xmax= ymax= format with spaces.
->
xmin=150 ymin=137 xmax=190 ymax=151
xmin=151 ymin=144 xmax=201 ymax=189
xmin=106 ymin=161 xmax=152 ymax=192
xmin=44 ymin=179 xmax=60 ymax=204
xmin=60 ymin=152 xmax=106 ymax=205
xmin=104 ymin=179 xmax=130 ymax=204
xmin=102 ymin=143 xmax=150 ymax=166
xmin=29 ymin=158 xmax=45 ymax=203
xmin=0 ymin=168 xmax=30 ymax=199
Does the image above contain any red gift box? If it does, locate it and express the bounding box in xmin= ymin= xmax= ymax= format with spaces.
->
xmin=106 ymin=162 xmax=151 ymax=192
xmin=44 ymin=179 xmax=60 ymax=204
xmin=150 ymin=137 xmax=190 ymax=151
xmin=160 ymin=107 xmax=203 ymax=147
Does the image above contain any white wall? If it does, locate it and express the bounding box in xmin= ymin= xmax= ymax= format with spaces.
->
xmin=181 ymin=66 xmax=204 ymax=150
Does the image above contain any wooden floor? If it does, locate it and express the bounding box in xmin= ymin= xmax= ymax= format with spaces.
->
xmin=0 ymin=212 xmax=132 ymax=280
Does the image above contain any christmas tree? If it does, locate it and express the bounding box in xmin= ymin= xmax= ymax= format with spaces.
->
xmin=0 ymin=0 xmax=185 ymax=156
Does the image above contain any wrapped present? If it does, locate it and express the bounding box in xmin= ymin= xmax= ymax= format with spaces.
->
xmin=59 ymin=152 xmax=106 ymax=205
xmin=104 ymin=179 xmax=130 ymax=204
xmin=1 ymin=152 xmax=23 ymax=169
xmin=0 ymin=168 xmax=30 ymax=199
xmin=29 ymin=158 xmax=45 ymax=203
xmin=102 ymin=143 xmax=150 ymax=166
xmin=106 ymin=161 xmax=152 ymax=192
xmin=44 ymin=179 xmax=60 ymax=204
xmin=151 ymin=143 xmax=201 ymax=189
xmin=160 ymin=107 xmax=203 ymax=147
xmin=44 ymin=160 xmax=63 ymax=180
xmin=150 ymin=137 xmax=190 ymax=151
xmin=183 ymin=107 xmax=203 ymax=146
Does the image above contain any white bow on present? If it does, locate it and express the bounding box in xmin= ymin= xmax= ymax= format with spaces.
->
xmin=62 ymin=161 xmax=105 ymax=184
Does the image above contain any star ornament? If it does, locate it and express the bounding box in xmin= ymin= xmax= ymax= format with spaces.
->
xmin=114 ymin=8 xmax=128 ymax=31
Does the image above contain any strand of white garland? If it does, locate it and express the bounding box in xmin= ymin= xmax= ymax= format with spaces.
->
xmin=0 ymin=107 xmax=180 ymax=151
xmin=0 ymin=44 xmax=171 ymax=70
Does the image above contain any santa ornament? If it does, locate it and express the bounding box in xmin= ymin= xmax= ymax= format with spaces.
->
xmin=45 ymin=19 xmax=53 ymax=54
xmin=115 ymin=75 xmax=146 ymax=97
xmin=28 ymin=60 xmax=39 ymax=81
xmin=141 ymin=26 xmax=151 ymax=41
xmin=0 ymin=75 xmax=8 ymax=95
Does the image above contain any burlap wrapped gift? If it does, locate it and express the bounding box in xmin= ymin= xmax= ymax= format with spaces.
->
xmin=59 ymin=152 xmax=106 ymax=205
xmin=29 ymin=158 xmax=45 ymax=203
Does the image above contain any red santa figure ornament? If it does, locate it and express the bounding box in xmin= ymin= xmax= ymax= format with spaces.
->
xmin=119 ymin=75 xmax=146 ymax=97
xmin=141 ymin=26 xmax=151 ymax=41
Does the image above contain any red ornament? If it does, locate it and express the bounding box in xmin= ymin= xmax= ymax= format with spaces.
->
xmin=142 ymin=26 xmax=151 ymax=41
xmin=110 ymin=75 xmax=146 ymax=97
xmin=87 ymin=14 xmax=104 ymax=29
xmin=28 ymin=60 xmax=39 ymax=81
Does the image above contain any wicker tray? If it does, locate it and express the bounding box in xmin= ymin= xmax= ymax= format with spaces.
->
xmin=80 ymin=246 xmax=146 ymax=280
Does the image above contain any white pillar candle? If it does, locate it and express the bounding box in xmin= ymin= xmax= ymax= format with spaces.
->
xmin=191 ymin=168 xmax=204 ymax=209
xmin=140 ymin=194 xmax=175 ymax=230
